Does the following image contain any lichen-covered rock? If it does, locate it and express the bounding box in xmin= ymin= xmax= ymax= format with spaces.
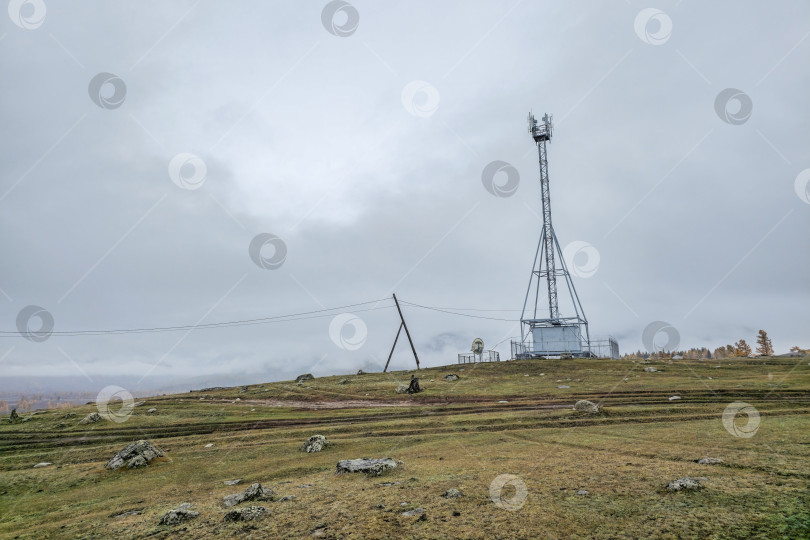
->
xmin=442 ymin=489 xmax=462 ymax=498
xmin=696 ymin=457 xmax=724 ymax=465
xmin=573 ymin=400 xmax=600 ymax=413
xmin=223 ymin=505 xmax=269 ymax=522
xmin=395 ymin=384 xmax=408 ymax=394
xmin=336 ymin=458 xmax=397 ymax=476
xmin=223 ymin=483 xmax=274 ymax=507
xmin=666 ymin=477 xmax=705 ymax=491
xmin=302 ymin=435 xmax=327 ymax=453
xmin=295 ymin=373 xmax=314 ymax=382
xmin=78 ymin=412 xmax=102 ymax=425
xmin=443 ymin=374 xmax=460 ymax=382
xmin=644 ymin=367 xmax=659 ymax=373
xmin=147 ymin=408 xmax=157 ymax=414
xmin=105 ymin=440 xmax=164 ymax=470
xmin=159 ymin=503 xmax=198 ymax=525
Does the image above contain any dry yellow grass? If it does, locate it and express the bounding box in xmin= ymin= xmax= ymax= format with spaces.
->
xmin=1 ymin=357 xmax=809 ymax=538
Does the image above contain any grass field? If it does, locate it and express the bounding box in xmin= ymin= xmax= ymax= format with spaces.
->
xmin=1 ymin=356 xmax=809 ymax=539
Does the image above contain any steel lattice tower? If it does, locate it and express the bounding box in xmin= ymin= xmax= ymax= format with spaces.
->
xmin=520 ymin=112 xmax=590 ymax=356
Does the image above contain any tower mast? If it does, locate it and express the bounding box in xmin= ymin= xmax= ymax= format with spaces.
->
xmin=530 ymin=113 xmax=559 ymax=321
xmin=518 ymin=112 xmax=591 ymax=358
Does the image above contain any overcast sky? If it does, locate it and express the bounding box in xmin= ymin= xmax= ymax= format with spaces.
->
xmin=1 ymin=1 xmax=808 ymax=396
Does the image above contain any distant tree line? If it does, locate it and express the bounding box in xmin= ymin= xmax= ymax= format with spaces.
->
xmin=624 ymin=329 xmax=807 ymax=360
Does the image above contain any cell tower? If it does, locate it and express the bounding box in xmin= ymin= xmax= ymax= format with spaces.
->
xmin=515 ymin=112 xmax=591 ymax=358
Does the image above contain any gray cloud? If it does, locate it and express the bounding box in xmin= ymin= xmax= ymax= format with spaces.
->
xmin=1 ymin=1 xmax=808 ymax=397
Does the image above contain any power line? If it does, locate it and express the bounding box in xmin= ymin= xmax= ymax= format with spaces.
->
xmin=3 ymin=297 xmax=522 ymax=338
xmin=398 ymin=300 xmax=519 ymax=322
xmin=2 ymin=298 xmax=393 ymax=337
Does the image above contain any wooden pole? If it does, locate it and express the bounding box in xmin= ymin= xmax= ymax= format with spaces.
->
xmin=384 ymin=322 xmax=403 ymax=373
xmin=393 ymin=293 xmax=420 ymax=369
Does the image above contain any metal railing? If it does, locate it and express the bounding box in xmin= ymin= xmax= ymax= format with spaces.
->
xmin=511 ymin=336 xmax=619 ymax=359
xmin=458 ymin=350 xmax=501 ymax=364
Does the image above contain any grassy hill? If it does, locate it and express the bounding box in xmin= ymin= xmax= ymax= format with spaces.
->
xmin=2 ymin=356 xmax=809 ymax=539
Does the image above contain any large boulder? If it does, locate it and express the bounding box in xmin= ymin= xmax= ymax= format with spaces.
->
xmin=295 ymin=373 xmax=314 ymax=383
xmin=159 ymin=503 xmax=198 ymax=525
xmin=666 ymin=477 xmax=705 ymax=491
xmin=573 ymin=400 xmax=600 ymax=413
xmin=78 ymin=412 xmax=103 ymax=425
xmin=106 ymin=440 xmax=164 ymax=470
xmin=336 ymin=458 xmax=397 ymax=476
xmin=223 ymin=505 xmax=269 ymax=522
xmin=223 ymin=483 xmax=274 ymax=507
xmin=302 ymin=435 xmax=327 ymax=453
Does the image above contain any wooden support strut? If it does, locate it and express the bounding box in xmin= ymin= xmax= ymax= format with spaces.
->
xmin=383 ymin=294 xmax=420 ymax=372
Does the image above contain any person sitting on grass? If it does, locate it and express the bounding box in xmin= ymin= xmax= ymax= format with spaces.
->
xmin=407 ymin=375 xmax=421 ymax=394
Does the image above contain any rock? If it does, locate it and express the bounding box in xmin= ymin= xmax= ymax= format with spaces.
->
xmin=105 ymin=440 xmax=164 ymax=470
xmin=33 ymin=462 xmax=52 ymax=468
xmin=295 ymin=373 xmax=314 ymax=383
xmin=133 ymin=401 xmax=145 ymax=407
xmin=159 ymin=503 xmax=198 ymax=525
xmin=666 ymin=477 xmax=705 ymax=491
xmin=111 ymin=509 xmax=143 ymax=518
xmin=223 ymin=479 xmax=242 ymax=486
xmin=62 ymin=412 xmax=77 ymax=418
xmin=395 ymin=384 xmax=409 ymax=394
xmin=147 ymin=408 xmax=157 ymax=414
xmin=497 ymin=400 xmax=508 ymax=403
xmin=302 ymin=435 xmax=327 ymax=453
xmin=336 ymin=458 xmax=398 ymax=476
xmin=204 ymin=443 xmax=214 ymax=448
xmin=339 ymin=378 xmax=350 ymax=384
xmin=78 ymin=412 xmax=103 ymax=425
xmin=668 ymin=396 xmax=681 ymax=401
xmin=278 ymin=495 xmax=297 ymax=502
xmin=644 ymin=367 xmax=659 ymax=373
xmin=577 ymin=489 xmax=589 ymax=496
xmin=223 ymin=505 xmax=269 ymax=522
xmin=357 ymin=370 xmax=366 ymax=375
xmin=223 ymin=483 xmax=274 ymax=507
xmin=442 ymin=489 xmax=462 ymax=498
xmin=402 ymin=508 xmax=425 ymax=517
xmin=557 ymin=385 xmax=570 ymax=389
xmin=443 ymin=374 xmax=460 ymax=382
xmin=573 ymin=400 xmax=600 ymax=413
xmin=129 ymin=455 xmax=147 ymax=468
xmin=696 ymin=457 xmax=724 ymax=465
